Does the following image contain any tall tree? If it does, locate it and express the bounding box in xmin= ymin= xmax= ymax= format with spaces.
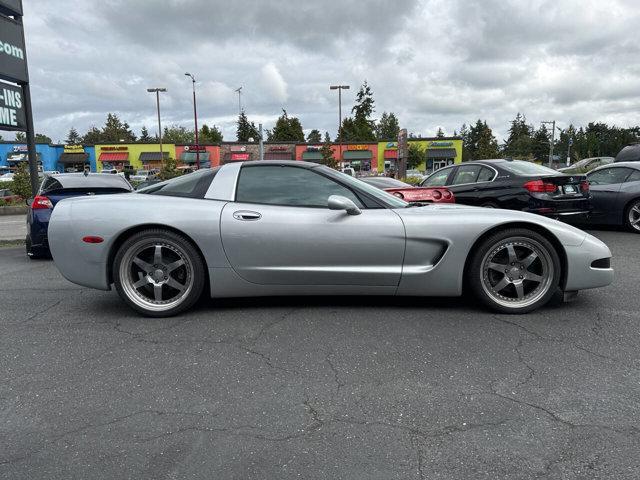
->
xmin=66 ymin=127 xmax=82 ymax=144
xmin=407 ymin=144 xmax=425 ymax=169
xmin=339 ymin=81 xmax=376 ymax=141
xmin=100 ymin=113 xmax=136 ymax=142
xmin=474 ymin=121 xmax=500 ymax=159
xmin=199 ymin=124 xmax=223 ymax=143
xmin=320 ymin=142 xmax=338 ymax=170
xmin=162 ymin=125 xmax=195 ymax=144
xmin=306 ymin=129 xmax=322 ymax=143
xmin=237 ymin=110 xmax=260 ymax=142
xmin=531 ymin=124 xmax=551 ymax=163
xmin=34 ymin=133 xmax=52 ymax=144
xmin=267 ymin=109 xmax=305 ymax=142
xmin=503 ymin=113 xmax=533 ymax=159
xmin=323 ymin=131 xmax=331 ymax=143
xmin=139 ymin=126 xmax=152 ymax=142
xmin=82 ymin=126 xmax=102 ymax=144
xmin=375 ymin=112 xmax=400 ymax=140
xmin=436 ymin=127 xmax=445 ymax=138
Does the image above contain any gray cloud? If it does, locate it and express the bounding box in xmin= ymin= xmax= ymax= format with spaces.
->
xmin=10 ymin=0 xmax=640 ymax=143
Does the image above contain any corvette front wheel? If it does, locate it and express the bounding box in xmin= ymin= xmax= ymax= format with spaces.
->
xmin=113 ymin=229 xmax=205 ymax=317
xmin=467 ymin=228 xmax=561 ymax=314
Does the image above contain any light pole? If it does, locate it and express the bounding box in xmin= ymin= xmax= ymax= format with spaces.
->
xmin=235 ymin=86 xmax=243 ymax=115
xmin=147 ymin=87 xmax=167 ymax=168
xmin=330 ymin=85 xmax=350 ymax=167
xmin=541 ymin=120 xmax=556 ymax=168
xmin=185 ymin=73 xmax=200 ymax=169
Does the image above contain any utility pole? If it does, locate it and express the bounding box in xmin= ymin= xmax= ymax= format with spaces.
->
xmin=235 ymin=86 xmax=243 ymax=115
xmin=567 ymin=137 xmax=573 ymax=166
xmin=541 ymin=120 xmax=556 ymax=168
xmin=258 ymin=123 xmax=264 ymax=161
xmin=330 ymin=85 xmax=350 ymax=167
xmin=185 ymin=73 xmax=200 ymax=169
xmin=147 ymin=88 xmax=167 ymax=167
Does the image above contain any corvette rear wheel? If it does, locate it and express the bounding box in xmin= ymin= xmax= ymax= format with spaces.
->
xmin=467 ymin=229 xmax=561 ymax=314
xmin=113 ymin=229 xmax=205 ymax=317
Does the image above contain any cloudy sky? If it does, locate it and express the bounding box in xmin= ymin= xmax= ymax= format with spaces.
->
xmin=14 ymin=0 xmax=640 ymax=143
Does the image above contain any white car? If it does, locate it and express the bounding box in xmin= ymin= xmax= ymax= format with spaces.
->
xmin=405 ymin=169 xmax=425 ymax=180
xmin=0 ymin=173 xmax=14 ymax=183
xmin=130 ymin=169 xmax=158 ymax=182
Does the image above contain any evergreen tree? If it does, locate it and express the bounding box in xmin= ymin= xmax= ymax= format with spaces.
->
xmin=436 ymin=127 xmax=445 ymax=138
xmin=407 ymin=143 xmax=425 ymax=169
xmin=339 ymin=81 xmax=376 ymax=141
xmin=323 ymin=131 xmax=331 ymax=143
xmin=34 ymin=133 xmax=52 ymax=144
xmin=162 ymin=125 xmax=195 ymax=144
xmin=268 ymin=110 xmax=305 ymax=142
xmin=531 ymin=124 xmax=551 ymax=163
xmin=66 ymin=127 xmax=82 ymax=144
xmin=320 ymin=142 xmax=338 ymax=170
xmin=306 ymin=129 xmax=322 ymax=143
xmin=199 ymin=124 xmax=223 ymax=143
xmin=139 ymin=126 xmax=152 ymax=142
xmin=375 ymin=112 xmax=400 ymax=140
xmin=82 ymin=126 xmax=102 ymax=145
xmin=101 ymin=113 xmax=136 ymax=142
xmin=467 ymin=120 xmax=499 ymax=160
xmin=236 ymin=110 xmax=260 ymax=142
xmin=503 ymin=113 xmax=534 ymax=159
xmin=12 ymin=162 xmax=32 ymax=198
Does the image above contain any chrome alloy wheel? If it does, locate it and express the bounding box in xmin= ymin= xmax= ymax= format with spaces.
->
xmin=119 ymin=240 xmax=194 ymax=312
xmin=480 ymin=237 xmax=554 ymax=309
xmin=628 ymin=201 xmax=640 ymax=232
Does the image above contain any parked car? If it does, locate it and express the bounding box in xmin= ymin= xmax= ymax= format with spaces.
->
xmin=0 ymin=188 xmax=21 ymax=203
xmin=26 ymin=173 xmax=133 ymax=259
xmin=570 ymin=162 xmax=640 ymax=233
xmin=0 ymin=173 xmax=14 ymax=183
xmin=130 ymin=169 xmax=158 ymax=183
xmin=420 ymin=159 xmax=590 ymax=218
xmin=48 ymin=161 xmax=612 ymax=317
xmin=405 ymin=169 xmax=425 ymax=181
xmin=360 ymin=176 xmax=454 ymax=203
xmin=558 ymin=157 xmax=614 ymax=174
xmin=615 ymin=143 xmax=640 ymax=163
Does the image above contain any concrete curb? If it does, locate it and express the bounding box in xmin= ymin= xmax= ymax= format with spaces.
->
xmin=0 ymin=206 xmax=28 ymax=215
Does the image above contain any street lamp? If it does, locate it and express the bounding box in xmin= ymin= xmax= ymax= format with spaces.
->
xmin=330 ymin=85 xmax=349 ymax=167
xmin=146 ymin=87 xmax=167 ymax=168
xmin=185 ymin=72 xmax=200 ymax=169
xmin=541 ymin=120 xmax=556 ymax=169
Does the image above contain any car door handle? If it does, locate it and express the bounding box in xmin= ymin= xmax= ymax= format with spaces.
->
xmin=233 ymin=210 xmax=262 ymax=221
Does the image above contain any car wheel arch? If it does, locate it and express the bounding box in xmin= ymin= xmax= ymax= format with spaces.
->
xmin=462 ymin=221 xmax=568 ymax=292
xmin=622 ymin=196 xmax=640 ymax=226
xmin=107 ymin=224 xmax=210 ymax=290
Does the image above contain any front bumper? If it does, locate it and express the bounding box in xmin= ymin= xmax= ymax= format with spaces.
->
xmin=564 ymin=234 xmax=614 ymax=291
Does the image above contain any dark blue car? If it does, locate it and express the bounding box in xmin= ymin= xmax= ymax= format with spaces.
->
xmin=26 ymin=173 xmax=133 ymax=258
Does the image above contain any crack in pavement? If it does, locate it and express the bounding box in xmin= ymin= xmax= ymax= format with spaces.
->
xmin=325 ymin=352 xmax=345 ymax=395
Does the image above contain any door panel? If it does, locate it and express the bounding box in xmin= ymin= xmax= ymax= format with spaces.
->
xmin=220 ymin=203 xmax=406 ymax=286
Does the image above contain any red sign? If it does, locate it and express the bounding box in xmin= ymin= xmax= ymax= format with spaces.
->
xmin=347 ymin=144 xmax=370 ymax=151
xmin=184 ymin=145 xmax=207 ymax=151
xmin=268 ymin=146 xmax=289 ymax=152
xmin=230 ymin=153 xmax=250 ymax=161
xmin=101 ymin=146 xmax=128 ymax=151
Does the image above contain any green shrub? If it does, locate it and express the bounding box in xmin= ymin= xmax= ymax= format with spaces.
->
xmin=12 ymin=163 xmax=33 ymax=199
xmin=401 ymin=176 xmax=423 ymax=186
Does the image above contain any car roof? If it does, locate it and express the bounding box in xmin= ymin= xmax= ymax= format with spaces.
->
xmin=45 ymin=173 xmax=133 ymax=189
xmin=590 ymin=161 xmax=640 ymax=172
xmin=239 ymin=160 xmax=319 ymax=169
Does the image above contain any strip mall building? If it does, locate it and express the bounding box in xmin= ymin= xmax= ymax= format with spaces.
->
xmin=0 ymin=137 xmax=462 ymax=174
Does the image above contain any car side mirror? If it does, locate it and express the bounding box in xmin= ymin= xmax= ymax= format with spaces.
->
xmin=328 ymin=195 xmax=361 ymax=216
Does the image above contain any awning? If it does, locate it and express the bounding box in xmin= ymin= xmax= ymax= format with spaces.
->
xmin=59 ymin=153 xmax=89 ymax=164
xmin=99 ymin=152 xmax=129 ymax=162
xmin=140 ymin=152 xmax=169 ymax=163
xmin=302 ymin=151 xmax=323 ymax=161
xmin=426 ymin=148 xmax=456 ymax=159
xmin=384 ymin=149 xmax=397 ymax=159
xmin=264 ymin=152 xmax=293 ymax=160
xmin=181 ymin=152 xmax=211 ymax=164
xmin=342 ymin=150 xmax=372 ymax=160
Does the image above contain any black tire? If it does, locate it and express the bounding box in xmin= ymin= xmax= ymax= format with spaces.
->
xmin=623 ymin=198 xmax=640 ymax=233
xmin=466 ymin=228 xmax=562 ymax=314
xmin=112 ymin=229 xmax=205 ymax=317
xmin=25 ymin=235 xmax=46 ymax=260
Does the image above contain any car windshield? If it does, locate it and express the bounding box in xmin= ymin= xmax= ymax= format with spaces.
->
xmin=316 ymin=166 xmax=408 ymax=208
xmin=499 ymin=160 xmax=558 ymax=176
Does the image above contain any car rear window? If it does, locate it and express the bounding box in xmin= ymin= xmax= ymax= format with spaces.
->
xmin=499 ymin=160 xmax=558 ymax=176
xmin=138 ymin=168 xmax=218 ymax=199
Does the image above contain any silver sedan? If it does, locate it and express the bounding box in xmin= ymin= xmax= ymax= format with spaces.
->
xmin=48 ymin=161 xmax=613 ymax=317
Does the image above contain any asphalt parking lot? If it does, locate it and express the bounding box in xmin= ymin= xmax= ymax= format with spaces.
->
xmin=1 ymin=229 xmax=639 ymax=479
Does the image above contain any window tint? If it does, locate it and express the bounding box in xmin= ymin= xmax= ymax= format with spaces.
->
xmin=588 ymin=168 xmax=632 ymax=185
xmin=625 ymin=170 xmax=640 ymax=183
xmin=138 ymin=168 xmax=218 ymax=198
xmin=236 ymin=165 xmax=363 ymax=208
xmin=422 ymin=168 xmax=452 ymax=187
xmin=451 ymin=165 xmax=481 ymax=185
xmin=477 ymin=167 xmax=496 ymax=182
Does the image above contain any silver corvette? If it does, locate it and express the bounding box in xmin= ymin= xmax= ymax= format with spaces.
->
xmin=48 ymin=161 xmax=614 ymax=317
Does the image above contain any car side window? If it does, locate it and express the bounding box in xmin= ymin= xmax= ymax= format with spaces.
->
xmin=588 ymin=168 xmax=632 ymax=185
xmin=236 ymin=165 xmax=364 ymax=208
xmin=451 ymin=165 xmax=481 ymax=185
xmin=625 ymin=170 xmax=640 ymax=183
xmin=422 ymin=168 xmax=452 ymax=187
xmin=477 ymin=166 xmax=496 ymax=182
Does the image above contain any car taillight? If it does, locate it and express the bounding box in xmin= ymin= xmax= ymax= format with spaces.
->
xmin=442 ymin=190 xmax=452 ymax=200
xmin=431 ymin=190 xmax=442 ymax=200
xmin=523 ymin=180 xmax=556 ymax=193
xmin=580 ymin=180 xmax=589 ymax=193
xmin=31 ymin=195 xmax=53 ymax=209
xmin=393 ymin=192 xmax=404 ymax=199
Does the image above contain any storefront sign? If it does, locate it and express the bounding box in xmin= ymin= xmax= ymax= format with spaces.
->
xmin=230 ymin=153 xmax=250 ymax=161
xmin=0 ymin=15 xmax=27 ymax=83
xmin=12 ymin=144 xmax=26 ymax=152
xmin=268 ymin=146 xmax=290 ymax=152
xmin=184 ymin=145 xmax=206 ymax=151
xmin=306 ymin=145 xmax=322 ymax=151
xmin=429 ymin=141 xmax=453 ymax=147
xmin=347 ymin=144 xmax=370 ymax=151
xmin=0 ymin=82 xmax=25 ymax=130
xmin=230 ymin=146 xmax=247 ymax=152
xmin=0 ymin=0 xmax=23 ymax=16
xmin=101 ymin=146 xmax=128 ymax=151
xmin=385 ymin=142 xmax=397 ymax=149
xmin=63 ymin=144 xmax=84 ymax=153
